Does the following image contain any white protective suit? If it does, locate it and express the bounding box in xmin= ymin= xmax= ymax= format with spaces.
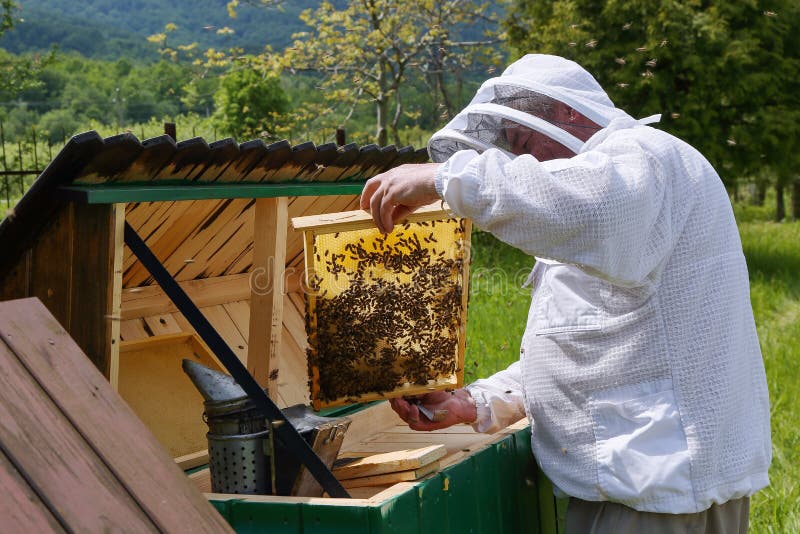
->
xmin=430 ymin=55 xmax=771 ymax=514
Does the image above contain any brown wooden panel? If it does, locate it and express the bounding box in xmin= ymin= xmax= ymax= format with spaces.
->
xmin=152 ymin=137 xmax=210 ymax=182
xmin=0 ymin=339 xmax=159 ymax=532
xmin=113 ymin=135 xmax=177 ymax=183
xmin=173 ymin=199 xmax=254 ymax=281
xmin=29 ymin=203 xmax=74 ymax=336
xmin=69 ymin=203 xmax=123 ymax=376
xmin=0 ymin=248 xmax=30 ymax=302
xmin=121 ymin=273 xmax=251 ymax=319
xmin=123 ymin=199 xmax=221 ymax=287
xmin=73 ymin=133 xmax=144 ymax=185
xmin=192 ymin=138 xmax=240 ymax=183
xmin=0 ymin=298 xmax=233 ymax=533
xmin=0 ymin=448 xmax=66 ymax=533
xmin=242 ymin=139 xmax=292 ymax=183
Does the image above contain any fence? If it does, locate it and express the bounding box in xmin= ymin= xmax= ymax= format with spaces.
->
xmin=0 ymin=121 xmax=61 ymax=214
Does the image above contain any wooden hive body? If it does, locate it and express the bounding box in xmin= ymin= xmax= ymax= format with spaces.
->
xmin=0 ymin=131 xmax=559 ymax=533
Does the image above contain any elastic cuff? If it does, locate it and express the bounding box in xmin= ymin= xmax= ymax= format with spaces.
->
xmin=464 ymin=386 xmax=494 ymax=434
xmin=433 ymin=165 xmax=446 ymax=198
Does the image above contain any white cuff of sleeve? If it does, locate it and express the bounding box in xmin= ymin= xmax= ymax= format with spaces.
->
xmin=464 ymin=386 xmax=495 ymax=434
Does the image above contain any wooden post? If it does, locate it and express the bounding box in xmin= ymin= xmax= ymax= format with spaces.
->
xmin=70 ymin=202 xmax=125 ymax=377
xmin=247 ymin=197 xmax=289 ymax=394
xmin=336 ymin=128 xmax=346 ymax=147
xmin=164 ymin=122 xmax=176 ymax=141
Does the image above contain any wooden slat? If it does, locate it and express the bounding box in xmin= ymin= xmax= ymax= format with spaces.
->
xmin=123 ymin=199 xmax=221 ymax=287
xmin=73 ymin=133 xmax=144 ymax=185
xmin=340 ymin=461 xmax=440 ymax=488
xmin=0 ymin=448 xmax=67 ymax=533
xmin=247 ymin=197 xmax=288 ymax=390
xmin=333 ymin=444 xmax=446 ymax=480
xmin=274 ymin=324 xmax=310 ymax=407
xmin=177 ymin=199 xmax=254 ymax=280
xmin=0 ymin=248 xmax=31 ymax=301
xmin=193 ymin=304 xmax=249 ymax=364
xmin=119 ymin=319 xmax=150 ymax=342
xmin=0 ymin=298 xmax=233 ymax=532
xmin=222 ymin=300 xmax=250 ymax=339
xmin=121 ymin=273 xmax=251 ymax=319
xmin=28 ymin=203 xmax=74 ymax=330
xmin=69 ymin=202 xmax=123 ymax=376
xmin=0 ymin=339 xmax=159 ymax=532
xmin=142 ymin=314 xmax=183 ymax=336
xmin=112 ymin=135 xmax=177 ymax=183
xmin=123 ymin=201 xmax=190 ymax=276
xmin=292 ymin=201 xmax=448 ymax=233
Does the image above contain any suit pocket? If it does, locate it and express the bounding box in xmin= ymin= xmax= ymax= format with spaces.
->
xmin=588 ymin=380 xmax=694 ymax=510
xmin=532 ymin=263 xmax=602 ymax=335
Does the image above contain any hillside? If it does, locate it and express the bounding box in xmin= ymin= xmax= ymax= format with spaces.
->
xmin=0 ymin=0 xmax=318 ymax=60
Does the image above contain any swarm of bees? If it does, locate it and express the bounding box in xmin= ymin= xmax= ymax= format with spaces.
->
xmin=304 ymin=218 xmax=469 ymax=407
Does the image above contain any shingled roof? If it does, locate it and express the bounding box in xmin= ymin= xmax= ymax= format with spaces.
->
xmin=0 ymin=131 xmax=429 ymax=280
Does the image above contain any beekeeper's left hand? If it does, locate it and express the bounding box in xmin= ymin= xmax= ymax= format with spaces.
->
xmin=360 ymin=163 xmax=441 ymax=233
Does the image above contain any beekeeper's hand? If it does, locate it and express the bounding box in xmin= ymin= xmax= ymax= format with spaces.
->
xmin=389 ymin=389 xmax=477 ymax=431
xmin=360 ymin=163 xmax=441 ymax=233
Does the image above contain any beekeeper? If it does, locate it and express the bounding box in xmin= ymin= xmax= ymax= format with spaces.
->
xmin=360 ymin=54 xmax=771 ymax=532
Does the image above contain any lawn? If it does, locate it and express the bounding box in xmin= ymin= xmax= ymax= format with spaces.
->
xmin=464 ymin=205 xmax=800 ymax=532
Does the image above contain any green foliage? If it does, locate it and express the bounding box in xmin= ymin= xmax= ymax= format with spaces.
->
xmin=211 ymin=66 xmax=289 ymax=140
xmin=0 ymin=0 xmax=317 ymax=60
xmin=503 ymin=0 xmax=800 ymax=190
xmin=282 ymin=0 xmax=504 ymax=145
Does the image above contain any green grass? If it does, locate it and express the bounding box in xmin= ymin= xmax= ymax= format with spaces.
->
xmin=465 ymin=210 xmax=800 ymax=531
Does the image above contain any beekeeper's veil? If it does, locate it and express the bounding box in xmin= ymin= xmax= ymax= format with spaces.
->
xmin=428 ymin=54 xmax=659 ymax=162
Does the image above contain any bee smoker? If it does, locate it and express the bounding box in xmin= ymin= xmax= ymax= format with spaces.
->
xmin=182 ymin=359 xmax=350 ymax=496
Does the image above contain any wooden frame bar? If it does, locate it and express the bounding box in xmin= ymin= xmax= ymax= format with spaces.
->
xmin=247 ymin=197 xmax=289 ymax=390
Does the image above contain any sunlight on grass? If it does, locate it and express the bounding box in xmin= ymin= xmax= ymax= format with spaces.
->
xmin=465 ymin=213 xmax=800 ymax=531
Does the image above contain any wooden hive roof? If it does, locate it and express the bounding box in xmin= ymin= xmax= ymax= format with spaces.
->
xmin=0 ymin=297 xmax=233 ymax=532
xmin=0 ymin=131 xmax=429 ymax=283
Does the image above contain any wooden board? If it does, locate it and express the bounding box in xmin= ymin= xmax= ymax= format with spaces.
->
xmin=333 ymin=444 xmax=446 ymax=480
xmin=0 ymin=297 xmax=232 ymax=533
xmin=339 ymin=461 xmax=440 ymax=489
xmin=118 ymin=332 xmax=225 ymax=458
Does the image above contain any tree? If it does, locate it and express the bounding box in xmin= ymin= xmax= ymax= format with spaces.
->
xmin=211 ymin=64 xmax=290 ymax=140
xmin=283 ymin=0 xmax=503 ymax=146
xmin=504 ymin=0 xmax=800 ymax=218
xmin=0 ymin=1 xmax=55 ymax=96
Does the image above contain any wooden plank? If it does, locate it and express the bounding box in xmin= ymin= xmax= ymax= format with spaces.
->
xmin=0 ymin=448 xmax=67 ymax=533
xmin=69 ymin=202 xmax=123 ymax=377
xmin=108 ymin=204 xmax=125 ymax=391
xmin=121 ymin=273 xmax=251 ymax=319
xmin=0 ymin=338 xmax=160 ymax=532
xmin=333 ymin=445 xmax=446 ymax=480
xmin=123 ymin=199 xmax=221 ymax=287
xmin=291 ymin=201 xmax=448 ymax=234
xmin=142 ymin=314 xmax=183 ymax=336
xmin=119 ymin=319 xmax=150 ymax=342
xmin=223 ymin=300 xmax=250 ymax=336
xmin=198 ymin=304 xmax=249 ymax=364
xmin=274 ymin=324 xmax=310 ymax=407
xmin=122 ymin=200 xmax=188 ymax=276
xmin=172 ymin=199 xmax=255 ymax=281
xmin=0 ymin=248 xmax=30 ymax=302
xmin=340 ymin=461 xmax=440 ymax=488
xmin=247 ymin=197 xmax=288 ymax=390
xmin=175 ymin=449 xmax=209 ymax=471
xmin=28 ymin=203 xmax=74 ymax=330
xmin=120 ymin=332 xmax=195 ymax=353
xmin=0 ymin=299 xmax=233 ymax=532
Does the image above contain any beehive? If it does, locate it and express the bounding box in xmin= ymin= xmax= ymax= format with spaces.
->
xmin=293 ymin=204 xmax=471 ymax=409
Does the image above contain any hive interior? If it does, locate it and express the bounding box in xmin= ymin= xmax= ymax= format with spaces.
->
xmin=304 ymin=214 xmax=470 ymax=409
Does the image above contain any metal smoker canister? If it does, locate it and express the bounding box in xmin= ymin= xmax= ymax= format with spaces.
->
xmin=182 ymin=359 xmax=273 ymax=495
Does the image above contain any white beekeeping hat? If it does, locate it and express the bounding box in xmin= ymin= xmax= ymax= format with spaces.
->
xmin=428 ymin=54 xmax=658 ymax=162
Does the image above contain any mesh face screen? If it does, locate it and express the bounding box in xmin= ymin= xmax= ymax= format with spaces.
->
xmin=305 ymin=217 xmax=469 ymax=408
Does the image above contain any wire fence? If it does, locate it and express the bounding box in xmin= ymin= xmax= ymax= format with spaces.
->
xmin=0 ymin=121 xmax=62 ymax=214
